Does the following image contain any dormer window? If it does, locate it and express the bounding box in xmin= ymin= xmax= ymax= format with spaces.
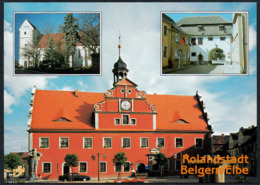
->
xmin=197 ymin=25 xmax=203 ymax=32
xmin=54 ymin=117 xmax=71 ymax=122
xmin=219 ymin=25 xmax=225 ymax=31
xmin=173 ymin=119 xmax=189 ymax=124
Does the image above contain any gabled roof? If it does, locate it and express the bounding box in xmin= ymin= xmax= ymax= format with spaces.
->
xmin=177 ymin=16 xmax=232 ymax=26
xmin=10 ymin=152 xmax=28 ymax=162
xmin=162 ymin=13 xmax=188 ymax=35
xmin=213 ymin=135 xmax=229 ymax=145
xmin=230 ymin=132 xmax=239 ymax=139
xmin=239 ymin=126 xmax=256 ymax=135
xmin=115 ymin=78 xmax=137 ymax=87
xmin=31 ymin=89 xmax=211 ymax=132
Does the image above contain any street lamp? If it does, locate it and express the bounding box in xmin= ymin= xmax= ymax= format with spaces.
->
xmin=91 ymin=153 xmax=106 ymax=181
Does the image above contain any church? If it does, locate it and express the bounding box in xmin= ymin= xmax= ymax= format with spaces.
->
xmin=27 ymin=44 xmax=213 ymax=180
xmin=18 ymin=19 xmax=97 ymax=69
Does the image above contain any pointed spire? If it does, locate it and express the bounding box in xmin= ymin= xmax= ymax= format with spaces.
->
xmin=118 ymin=31 xmax=121 ymax=58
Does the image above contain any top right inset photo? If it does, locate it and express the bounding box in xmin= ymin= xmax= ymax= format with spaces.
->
xmin=161 ymin=12 xmax=248 ymax=75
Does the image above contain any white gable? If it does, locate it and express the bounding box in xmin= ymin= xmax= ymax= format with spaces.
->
xmin=19 ymin=19 xmax=34 ymax=31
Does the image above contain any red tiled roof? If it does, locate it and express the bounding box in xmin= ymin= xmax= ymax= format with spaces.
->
xmin=31 ymin=89 xmax=210 ymax=132
xmin=37 ymin=32 xmax=84 ymax=49
xmin=10 ymin=152 xmax=29 ymax=162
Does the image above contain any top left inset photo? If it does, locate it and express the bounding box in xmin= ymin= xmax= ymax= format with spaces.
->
xmin=14 ymin=12 xmax=101 ymax=75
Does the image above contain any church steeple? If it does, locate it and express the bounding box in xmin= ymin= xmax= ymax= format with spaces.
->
xmin=112 ymin=37 xmax=129 ymax=85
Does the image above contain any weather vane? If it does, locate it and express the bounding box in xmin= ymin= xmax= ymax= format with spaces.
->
xmin=118 ymin=31 xmax=121 ymax=58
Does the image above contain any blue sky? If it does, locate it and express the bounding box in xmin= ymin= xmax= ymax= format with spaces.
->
xmin=4 ymin=2 xmax=257 ymax=154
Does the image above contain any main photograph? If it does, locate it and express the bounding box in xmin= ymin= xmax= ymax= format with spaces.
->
xmin=4 ymin=2 xmax=257 ymax=184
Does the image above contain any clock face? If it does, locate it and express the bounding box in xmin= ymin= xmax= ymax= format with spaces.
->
xmin=121 ymin=101 xmax=131 ymax=110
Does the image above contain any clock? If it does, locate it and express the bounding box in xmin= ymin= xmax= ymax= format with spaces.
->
xmin=121 ymin=100 xmax=131 ymax=110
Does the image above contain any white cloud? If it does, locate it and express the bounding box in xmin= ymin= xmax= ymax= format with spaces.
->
xmin=4 ymin=90 xmax=16 ymax=114
xmin=249 ymin=25 xmax=256 ymax=51
xmin=61 ymin=86 xmax=74 ymax=91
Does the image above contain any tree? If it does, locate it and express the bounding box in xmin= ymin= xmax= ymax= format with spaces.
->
xmin=62 ymin=14 xmax=80 ymax=68
xmin=113 ymin=152 xmax=127 ymax=179
xmin=78 ymin=13 xmax=100 ymax=53
xmin=64 ymin=154 xmax=78 ymax=181
xmin=23 ymin=39 xmax=42 ymax=69
xmin=4 ymin=153 xmax=22 ymax=183
xmin=43 ymin=37 xmax=55 ymax=62
xmin=154 ymin=153 xmax=167 ymax=177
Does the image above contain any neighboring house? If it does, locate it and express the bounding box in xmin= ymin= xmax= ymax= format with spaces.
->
xmin=212 ymin=134 xmax=229 ymax=156
xmin=27 ymin=48 xmax=213 ymax=180
xmin=177 ymin=16 xmax=232 ymax=65
xmin=231 ymin=13 xmax=248 ymax=74
xmin=4 ymin=152 xmax=28 ymax=180
xmin=162 ymin=14 xmax=190 ymax=70
xmin=18 ymin=19 xmax=97 ymax=69
xmin=228 ymin=132 xmax=239 ymax=158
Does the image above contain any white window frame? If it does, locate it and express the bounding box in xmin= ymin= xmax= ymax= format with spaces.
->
xmin=140 ymin=137 xmax=149 ymax=148
xmin=219 ymin=25 xmax=224 ymax=31
xmin=156 ymin=137 xmax=165 ymax=148
xmin=83 ymin=137 xmax=93 ymax=149
xmin=39 ymin=137 xmax=49 ymax=149
xmin=103 ymin=137 xmax=112 ymax=148
xmin=99 ymin=161 xmax=107 ymax=173
xmin=42 ymin=162 xmax=52 ymax=174
xmin=59 ymin=137 xmax=69 ymax=149
xmin=122 ymin=137 xmax=131 ymax=149
xmin=175 ymin=137 xmax=183 ymax=148
xmin=130 ymin=118 xmax=136 ymax=125
xmin=78 ymin=162 xmax=88 ymax=173
xmin=123 ymin=161 xmax=131 ymax=172
xmin=198 ymin=37 xmax=203 ymax=45
xmin=220 ymin=36 xmax=226 ymax=41
xmin=122 ymin=114 xmax=130 ymax=125
xmin=114 ymin=118 xmax=121 ymax=125
xmin=195 ymin=138 xmax=203 ymax=148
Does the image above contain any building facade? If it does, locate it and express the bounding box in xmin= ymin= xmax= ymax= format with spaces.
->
xmin=177 ymin=16 xmax=232 ymax=64
xmin=162 ymin=14 xmax=190 ymax=70
xmin=231 ymin=13 xmax=248 ymax=74
xmin=27 ymin=49 xmax=213 ymax=180
xmin=18 ymin=19 xmax=96 ymax=69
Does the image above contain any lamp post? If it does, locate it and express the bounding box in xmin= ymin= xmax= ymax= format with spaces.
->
xmin=92 ymin=153 xmax=106 ymax=181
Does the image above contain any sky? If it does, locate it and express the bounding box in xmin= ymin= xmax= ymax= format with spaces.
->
xmin=4 ymin=2 xmax=257 ymax=154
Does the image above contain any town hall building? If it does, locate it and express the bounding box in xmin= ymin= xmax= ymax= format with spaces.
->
xmin=18 ymin=19 xmax=97 ymax=69
xmin=27 ymin=45 xmax=213 ymax=180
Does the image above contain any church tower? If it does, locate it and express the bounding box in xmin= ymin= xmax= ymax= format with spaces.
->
xmin=112 ymin=43 xmax=129 ymax=85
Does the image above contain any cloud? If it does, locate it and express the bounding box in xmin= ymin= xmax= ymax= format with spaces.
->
xmin=61 ymin=86 xmax=74 ymax=91
xmin=248 ymin=25 xmax=256 ymax=51
xmin=4 ymin=90 xmax=16 ymax=114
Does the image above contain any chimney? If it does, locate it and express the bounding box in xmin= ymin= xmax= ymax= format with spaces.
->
xmin=74 ymin=89 xmax=79 ymax=97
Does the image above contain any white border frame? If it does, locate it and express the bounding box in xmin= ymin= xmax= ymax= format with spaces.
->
xmin=175 ymin=137 xmax=183 ymax=148
xmin=140 ymin=137 xmax=149 ymax=148
xmin=99 ymin=161 xmax=107 ymax=173
xmin=161 ymin=11 xmax=249 ymax=76
xmin=156 ymin=137 xmax=165 ymax=148
xmin=59 ymin=137 xmax=69 ymax=149
xmin=103 ymin=137 xmax=112 ymax=149
xmin=195 ymin=137 xmax=203 ymax=148
xmin=13 ymin=11 xmax=102 ymax=76
xmin=78 ymin=161 xmax=88 ymax=173
xmin=121 ymin=137 xmax=131 ymax=149
xmin=39 ymin=137 xmax=50 ymax=149
xmin=83 ymin=137 xmax=93 ymax=149
xmin=42 ymin=162 xmax=52 ymax=174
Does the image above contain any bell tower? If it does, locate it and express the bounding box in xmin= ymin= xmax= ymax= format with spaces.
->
xmin=112 ymin=39 xmax=129 ymax=85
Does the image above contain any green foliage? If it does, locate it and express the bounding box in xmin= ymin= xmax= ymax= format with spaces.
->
xmin=154 ymin=152 xmax=168 ymax=177
xmin=62 ymin=14 xmax=80 ymax=67
xmin=4 ymin=153 xmax=22 ymax=170
xmin=114 ymin=152 xmax=128 ymax=179
xmin=43 ymin=37 xmax=55 ymax=61
xmin=64 ymin=154 xmax=79 ymax=168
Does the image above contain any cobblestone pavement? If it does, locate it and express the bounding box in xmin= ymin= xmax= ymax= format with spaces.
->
xmin=169 ymin=64 xmax=225 ymax=74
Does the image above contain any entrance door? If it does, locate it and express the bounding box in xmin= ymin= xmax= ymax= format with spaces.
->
xmin=198 ymin=53 xmax=204 ymax=64
xmin=63 ymin=165 xmax=70 ymax=175
xmin=136 ymin=163 xmax=146 ymax=173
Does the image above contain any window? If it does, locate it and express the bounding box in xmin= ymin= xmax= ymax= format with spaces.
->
xmin=175 ymin=138 xmax=183 ymax=148
xmin=79 ymin=162 xmax=87 ymax=172
xmin=100 ymin=162 xmax=106 ymax=172
xmin=84 ymin=138 xmax=92 ymax=148
xmin=175 ymin=34 xmax=180 ymax=42
xmin=164 ymin=25 xmax=168 ymax=35
xmin=191 ymin=52 xmax=196 ymax=57
xmin=103 ymin=138 xmax=112 ymax=148
xmin=220 ymin=37 xmax=226 ymax=41
xmin=163 ymin=46 xmax=167 ymax=57
xmin=24 ymin=31 xmax=27 ymax=35
xmin=198 ymin=37 xmax=203 ymax=45
xmin=208 ymin=36 xmax=213 ymax=41
xmin=195 ymin=138 xmax=203 ymax=148
xmin=197 ymin=25 xmax=203 ymax=31
xmin=175 ymin=160 xmax=181 ymax=170
xmin=120 ymin=89 xmax=124 ymax=93
xmin=128 ymin=89 xmax=132 ymax=94
xmin=191 ymin=38 xmax=196 ymax=45
xmin=157 ymin=138 xmax=165 ymax=148
xmin=25 ymin=44 xmax=28 ymax=47
xmin=141 ymin=138 xmax=149 ymax=148
xmin=124 ymin=162 xmax=130 ymax=172
xmin=130 ymin=119 xmax=136 ymax=125
xmin=122 ymin=115 xmax=129 ymax=125
xmin=43 ymin=163 xmax=51 ymax=173
xmin=115 ymin=118 xmax=120 ymax=125
xmin=219 ymin=26 xmax=224 ymax=31
xmin=115 ymin=163 xmax=121 ymax=172
xmin=122 ymin=138 xmax=131 ymax=148
xmin=40 ymin=138 xmax=49 ymax=148
xmin=60 ymin=137 xmax=69 ymax=148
